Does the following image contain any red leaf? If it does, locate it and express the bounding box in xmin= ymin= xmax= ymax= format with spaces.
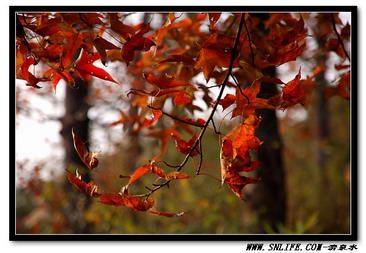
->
xmin=127 ymin=164 xmax=150 ymax=185
xmin=208 ymin=13 xmax=221 ymax=28
xmin=109 ymin=13 xmax=136 ymax=40
xmin=121 ymin=31 xmax=155 ymax=65
xmin=325 ymin=71 xmax=350 ymax=100
xmin=281 ymin=68 xmax=318 ymax=108
xmin=75 ymin=50 xmax=118 ymax=84
xmin=173 ymin=91 xmax=192 ymax=105
xmin=72 ymin=128 xmax=99 ymax=169
xmin=93 ymin=37 xmax=120 ymax=65
xmin=165 ymin=171 xmax=190 ymax=180
xmin=173 ymin=135 xmax=200 ymax=156
xmin=100 ymin=193 xmax=154 ymax=212
xmin=144 ymin=73 xmax=191 ymax=89
xmin=223 ymin=171 xmax=258 ymax=199
xmin=219 ymin=94 xmax=236 ymax=111
xmin=143 ymin=110 xmax=162 ymax=128
xmin=99 ymin=193 xmax=126 ymax=206
xmin=66 ymin=170 xmax=100 ymax=197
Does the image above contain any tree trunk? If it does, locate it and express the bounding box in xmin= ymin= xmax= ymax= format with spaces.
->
xmin=246 ymin=13 xmax=286 ymax=233
xmin=60 ymin=79 xmax=92 ymax=233
xmin=251 ymin=66 xmax=286 ymax=233
xmin=314 ymin=36 xmax=333 ymax=233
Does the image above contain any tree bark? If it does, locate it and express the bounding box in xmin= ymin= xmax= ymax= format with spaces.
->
xmin=252 ymin=67 xmax=286 ymax=233
xmin=60 ymin=79 xmax=92 ymax=233
xmin=249 ymin=14 xmax=286 ymax=233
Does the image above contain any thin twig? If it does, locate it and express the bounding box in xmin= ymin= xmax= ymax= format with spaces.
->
xmin=196 ymin=139 xmax=203 ymax=175
xmin=141 ymin=14 xmax=245 ymax=197
xmin=230 ymin=74 xmax=250 ymax=104
xmin=197 ymin=172 xmax=221 ymax=182
xmin=147 ymin=105 xmax=204 ymax=128
xmin=330 ymin=13 xmax=350 ymax=62
xmin=243 ymin=13 xmax=255 ymax=67
xmin=210 ymin=118 xmax=222 ymax=135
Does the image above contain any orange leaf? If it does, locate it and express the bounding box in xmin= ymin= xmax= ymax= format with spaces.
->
xmin=143 ymin=110 xmax=162 ymax=128
xmin=173 ymin=134 xmax=200 ymax=156
xmin=72 ymin=128 xmax=99 ymax=169
xmin=100 ymin=193 xmax=154 ymax=212
xmin=219 ymin=94 xmax=236 ymax=111
xmin=144 ymin=73 xmax=191 ymax=89
xmin=127 ymin=165 xmax=150 ymax=186
xmin=165 ymin=171 xmax=190 ymax=180
xmin=281 ymin=68 xmax=318 ymax=108
xmin=99 ymin=193 xmax=126 ymax=206
xmin=66 ymin=170 xmax=100 ymax=197
xmin=174 ymin=91 xmax=192 ymax=105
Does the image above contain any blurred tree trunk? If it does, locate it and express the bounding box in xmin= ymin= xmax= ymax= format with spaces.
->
xmin=250 ymin=14 xmax=286 ymax=233
xmin=314 ymin=31 xmax=333 ymax=233
xmin=252 ymin=67 xmax=286 ymax=233
xmin=60 ymin=79 xmax=92 ymax=233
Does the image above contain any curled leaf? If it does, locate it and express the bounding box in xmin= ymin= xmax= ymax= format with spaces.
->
xmin=66 ymin=170 xmax=101 ymax=197
xmin=72 ymin=128 xmax=99 ymax=169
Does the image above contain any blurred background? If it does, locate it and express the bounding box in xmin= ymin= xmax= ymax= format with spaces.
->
xmin=15 ymin=12 xmax=351 ymax=234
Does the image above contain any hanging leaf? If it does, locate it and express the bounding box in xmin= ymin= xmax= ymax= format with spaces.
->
xmin=143 ymin=109 xmax=162 ymax=128
xmin=72 ymin=128 xmax=99 ymax=169
xmin=75 ymin=50 xmax=119 ymax=84
xmin=66 ymin=170 xmax=101 ymax=197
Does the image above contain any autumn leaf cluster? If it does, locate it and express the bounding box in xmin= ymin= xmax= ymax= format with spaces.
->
xmin=16 ymin=12 xmax=351 ymax=217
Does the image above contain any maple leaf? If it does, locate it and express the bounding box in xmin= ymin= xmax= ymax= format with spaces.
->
xmin=208 ymin=13 xmax=221 ymax=28
xmin=144 ymin=73 xmax=192 ymax=89
xmin=75 ymin=50 xmax=118 ymax=84
xmin=93 ymin=37 xmax=120 ymax=65
xmin=99 ymin=193 xmax=154 ymax=211
xmin=196 ymin=48 xmax=231 ymax=82
xmin=143 ymin=109 xmax=162 ymax=128
xmin=125 ymin=163 xmax=190 ymax=187
xmin=219 ymin=94 xmax=236 ymax=111
xmin=220 ymin=116 xmax=261 ymax=198
xmin=99 ymin=192 xmax=184 ymax=217
xmin=325 ymin=71 xmax=350 ymax=100
xmin=232 ymin=80 xmax=275 ymax=118
xmin=109 ymin=13 xmax=136 ymax=40
xmin=20 ymin=57 xmax=49 ymax=88
xmin=61 ymin=33 xmax=83 ymax=70
xmin=173 ymin=134 xmax=200 ymax=156
xmin=281 ymin=68 xmax=318 ymax=109
xmin=153 ymin=18 xmax=192 ymax=46
xmin=173 ymin=90 xmax=192 ymax=105
xmin=195 ymin=34 xmax=237 ymax=82
xmin=66 ymin=170 xmax=101 ymax=197
xmin=223 ymin=171 xmax=258 ymax=199
xmin=72 ymin=128 xmax=99 ymax=169
xmin=159 ymin=54 xmax=195 ymax=65
xmin=121 ymin=25 xmax=155 ymax=66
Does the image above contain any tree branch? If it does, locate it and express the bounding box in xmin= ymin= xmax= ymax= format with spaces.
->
xmin=140 ymin=14 xmax=245 ymax=197
xmin=331 ymin=13 xmax=350 ymax=62
xmin=147 ymin=105 xmax=204 ymax=128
